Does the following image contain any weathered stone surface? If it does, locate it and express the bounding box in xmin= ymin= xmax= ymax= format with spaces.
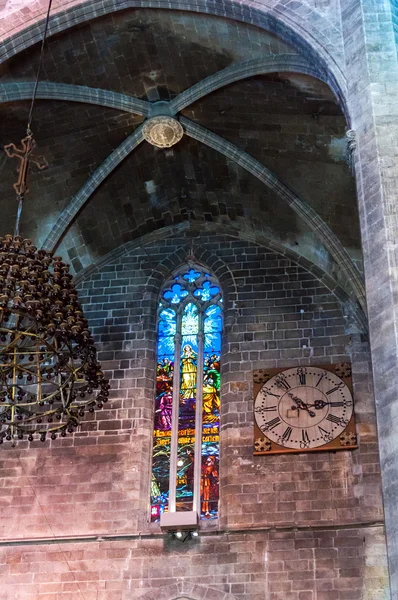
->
xmin=0 ymin=233 xmax=388 ymax=599
xmin=0 ymin=0 xmax=396 ymax=597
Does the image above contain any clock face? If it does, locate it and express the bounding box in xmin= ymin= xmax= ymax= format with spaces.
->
xmin=254 ymin=367 xmax=354 ymax=450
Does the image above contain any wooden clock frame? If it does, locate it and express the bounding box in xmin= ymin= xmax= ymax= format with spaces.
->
xmin=253 ymin=363 xmax=358 ymax=456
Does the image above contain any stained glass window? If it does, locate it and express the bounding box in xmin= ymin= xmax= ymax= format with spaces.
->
xmin=151 ymin=264 xmax=222 ymax=522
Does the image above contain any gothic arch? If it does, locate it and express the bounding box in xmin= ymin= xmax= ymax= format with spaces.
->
xmin=0 ymin=1 xmax=360 ymax=316
xmin=0 ymin=0 xmax=347 ymax=110
xmin=72 ymin=222 xmax=367 ymax=333
xmin=0 ymin=54 xmax=342 ymax=118
xmin=40 ymin=114 xmax=364 ymax=311
xmin=144 ymin=245 xmax=237 ymax=333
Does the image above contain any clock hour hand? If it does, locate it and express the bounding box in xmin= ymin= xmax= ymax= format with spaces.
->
xmin=287 ymin=392 xmax=316 ymax=417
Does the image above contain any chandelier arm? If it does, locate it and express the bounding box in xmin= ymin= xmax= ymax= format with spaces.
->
xmin=0 ymin=333 xmax=22 ymax=354
xmin=35 ymin=336 xmax=42 ymax=404
xmin=5 ymin=363 xmax=77 ymax=406
xmin=2 ymin=359 xmax=99 ymax=420
xmin=58 ymin=352 xmax=68 ymax=410
xmin=8 ymin=316 xmax=22 ymax=432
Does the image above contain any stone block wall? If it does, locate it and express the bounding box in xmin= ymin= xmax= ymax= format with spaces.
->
xmin=0 ymin=232 xmax=389 ymax=599
xmin=0 ymin=527 xmax=389 ymax=600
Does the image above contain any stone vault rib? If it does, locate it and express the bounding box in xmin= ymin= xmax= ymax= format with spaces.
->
xmin=0 ymin=0 xmax=347 ymax=108
xmin=41 ymin=124 xmax=145 ymax=251
xmin=0 ymin=81 xmax=362 ymax=308
xmin=71 ymin=221 xmax=367 ymax=332
xmin=170 ymin=55 xmax=333 ymax=114
xmin=180 ymin=116 xmax=365 ymax=308
xmin=0 ymin=81 xmax=150 ymax=116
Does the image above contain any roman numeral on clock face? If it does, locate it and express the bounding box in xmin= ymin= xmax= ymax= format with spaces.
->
xmin=276 ymin=375 xmax=290 ymax=390
xmin=297 ymin=367 xmax=307 ymax=385
xmin=326 ymin=413 xmax=341 ymax=425
xmin=281 ymin=426 xmax=292 ymax=443
xmin=300 ymin=429 xmax=310 ymax=448
xmin=261 ymin=416 xmax=281 ymax=431
xmin=318 ymin=426 xmax=333 ymax=442
xmin=326 ymin=382 xmax=344 ymax=395
xmin=254 ymin=405 xmax=277 ymax=413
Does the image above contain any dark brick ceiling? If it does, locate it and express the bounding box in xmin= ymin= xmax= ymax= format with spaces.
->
xmin=0 ymin=100 xmax=142 ymax=237
xmin=60 ymin=137 xmax=306 ymax=273
xmin=0 ymin=8 xmax=360 ymax=281
xmin=0 ymin=10 xmax=295 ymax=94
xmin=182 ymin=74 xmax=358 ymax=250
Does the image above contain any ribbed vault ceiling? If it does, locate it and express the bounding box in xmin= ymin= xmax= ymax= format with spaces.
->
xmin=0 ymin=8 xmax=363 ymax=311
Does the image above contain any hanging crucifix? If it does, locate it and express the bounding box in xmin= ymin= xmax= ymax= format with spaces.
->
xmin=4 ymin=133 xmax=48 ymax=197
xmin=4 ymin=132 xmax=48 ymax=235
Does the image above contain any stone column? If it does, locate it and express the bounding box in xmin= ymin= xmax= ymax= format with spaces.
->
xmin=341 ymin=0 xmax=398 ymax=596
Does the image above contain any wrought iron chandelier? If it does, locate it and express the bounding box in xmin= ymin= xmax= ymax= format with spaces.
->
xmin=1 ymin=0 xmax=109 ymax=444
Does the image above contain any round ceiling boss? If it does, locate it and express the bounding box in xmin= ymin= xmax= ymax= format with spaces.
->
xmin=142 ymin=116 xmax=184 ymax=148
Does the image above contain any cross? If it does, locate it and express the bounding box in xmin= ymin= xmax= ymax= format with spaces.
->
xmin=4 ymin=134 xmax=48 ymax=197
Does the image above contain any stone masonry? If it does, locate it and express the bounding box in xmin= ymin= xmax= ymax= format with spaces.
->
xmin=0 ymin=233 xmax=389 ymax=599
xmin=0 ymin=0 xmax=398 ymax=597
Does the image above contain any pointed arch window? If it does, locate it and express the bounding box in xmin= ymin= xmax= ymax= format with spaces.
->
xmin=150 ymin=264 xmax=222 ymax=522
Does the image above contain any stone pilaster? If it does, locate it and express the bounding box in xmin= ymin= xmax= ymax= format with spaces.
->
xmin=341 ymin=0 xmax=398 ymax=595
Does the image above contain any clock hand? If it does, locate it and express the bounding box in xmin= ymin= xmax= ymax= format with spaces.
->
xmin=287 ymin=392 xmax=316 ymax=417
xmin=313 ymin=400 xmax=336 ymax=410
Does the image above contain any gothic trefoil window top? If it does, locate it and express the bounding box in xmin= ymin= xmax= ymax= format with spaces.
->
xmin=151 ymin=264 xmax=222 ymax=522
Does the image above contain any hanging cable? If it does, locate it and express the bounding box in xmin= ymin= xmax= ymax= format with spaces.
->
xmin=4 ymin=0 xmax=52 ymax=236
xmin=14 ymin=196 xmax=23 ymax=237
xmin=27 ymin=0 xmax=54 ymax=134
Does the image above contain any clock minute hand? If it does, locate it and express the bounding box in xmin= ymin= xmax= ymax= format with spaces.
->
xmin=313 ymin=400 xmax=335 ymax=410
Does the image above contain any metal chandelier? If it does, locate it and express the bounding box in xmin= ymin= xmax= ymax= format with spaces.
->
xmin=0 ymin=0 xmax=109 ymax=444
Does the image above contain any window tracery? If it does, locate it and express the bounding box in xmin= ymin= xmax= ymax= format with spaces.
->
xmin=150 ymin=264 xmax=222 ymax=521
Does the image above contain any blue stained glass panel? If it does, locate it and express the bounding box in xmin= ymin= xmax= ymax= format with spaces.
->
xmin=204 ymin=305 xmax=222 ymax=333
xmin=194 ymin=281 xmax=220 ymax=301
xmin=204 ymin=306 xmax=222 ymax=355
xmin=158 ymin=308 xmax=177 ymax=336
xmin=183 ymin=268 xmax=201 ymax=282
xmin=152 ymin=267 xmax=222 ymax=522
xmin=204 ymin=333 xmax=221 ymax=355
xmin=163 ymin=284 xmax=189 ymax=304
xmin=158 ymin=337 xmax=174 ymax=358
xmin=201 ymin=330 xmax=220 ymax=519
xmin=181 ymin=304 xmax=199 ymax=353
xmin=182 ymin=303 xmax=199 ymax=335
xmin=157 ymin=309 xmax=176 ymax=358
xmin=151 ymin=309 xmax=177 ymax=521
